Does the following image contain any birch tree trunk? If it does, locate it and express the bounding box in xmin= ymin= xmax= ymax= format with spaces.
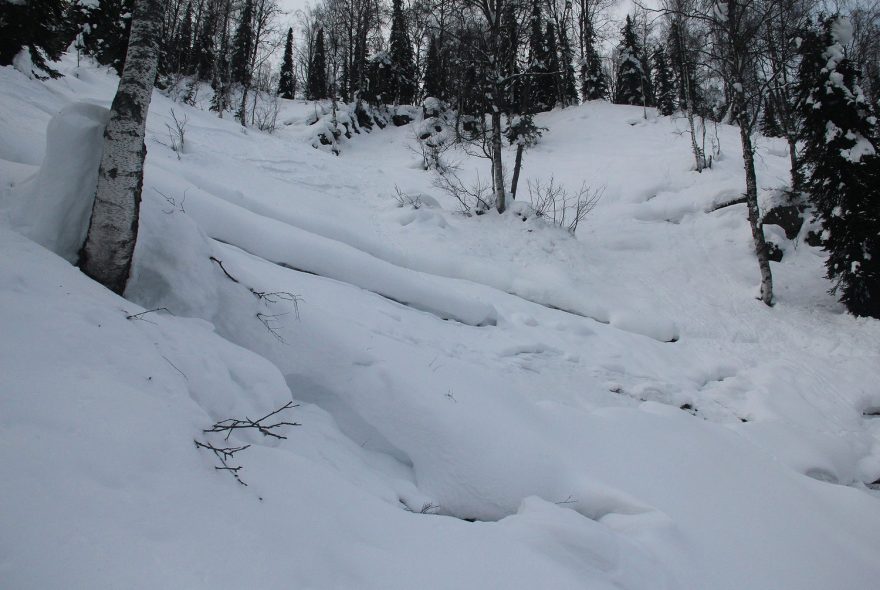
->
xmin=674 ymin=14 xmax=704 ymax=172
xmin=491 ymin=109 xmax=506 ymax=213
xmin=79 ymin=0 xmax=163 ymax=294
xmin=722 ymin=0 xmax=773 ymax=306
xmin=738 ymin=121 xmax=774 ymax=305
xmin=709 ymin=0 xmax=775 ymax=306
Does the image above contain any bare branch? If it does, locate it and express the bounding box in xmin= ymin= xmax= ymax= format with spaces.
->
xmin=209 ymin=256 xmax=241 ymax=284
xmin=126 ymin=307 xmax=170 ymax=321
xmin=194 ymin=439 xmax=251 ymax=486
xmin=203 ymin=401 xmax=301 ymax=440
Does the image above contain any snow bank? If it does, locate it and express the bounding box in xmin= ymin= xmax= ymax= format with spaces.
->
xmin=10 ymin=102 xmax=108 ymax=261
xmin=180 ymin=189 xmax=499 ymax=326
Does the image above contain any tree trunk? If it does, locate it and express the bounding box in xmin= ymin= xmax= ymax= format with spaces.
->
xmin=738 ymin=121 xmax=774 ymax=306
xmin=238 ymin=84 xmax=248 ymax=126
xmin=786 ymin=134 xmax=801 ymax=194
xmin=675 ymin=19 xmax=703 ymax=173
xmin=511 ymin=143 xmax=524 ymax=199
xmin=491 ymin=110 xmax=505 ymax=213
xmin=79 ymin=0 xmax=163 ymax=295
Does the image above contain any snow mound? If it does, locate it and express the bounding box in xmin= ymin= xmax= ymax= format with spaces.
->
xmin=181 ymin=189 xmax=499 ymax=326
xmin=9 ymin=102 xmax=108 ymax=261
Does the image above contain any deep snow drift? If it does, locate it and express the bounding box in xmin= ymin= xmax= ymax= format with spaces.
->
xmin=2 ymin=56 xmax=880 ymax=590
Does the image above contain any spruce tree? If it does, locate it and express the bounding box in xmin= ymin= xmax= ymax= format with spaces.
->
xmin=424 ymin=35 xmax=445 ymax=99
xmin=72 ymin=0 xmax=134 ymax=76
xmin=580 ymin=20 xmax=607 ymax=100
xmin=653 ymin=45 xmax=676 ymax=116
xmin=388 ymin=0 xmax=416 ymax=104
xmin=1 ymin=0 xmax=69 ymax=77
xmin=278 ymin=27 xmax=295 ymax=98
xmin=544 ymin=22 xmax=561 ymax=110
xmin=798 ymin=16 xmax=880 ymax=317
xmin=613 ymin=15 xmax=647 ymax=106
xmin=528 ymin=0 xmax=553 ymax=112
xmin=365 ymin=51 xmax=391 ymax=105
xmin=557 ymin=23 xmax=578 ymax=106
xmin=194 ymin=4 xmax=216 ymax=81
xmin=177 ymin=1 xmax=194 ymax=75
xmin=230 ymin=0 xmax=253 ymax=86
xmin=760 ymin=97 xmax=782 ymax=137
xmin=308 ymin=27 xmax=328 ymax=100
xmin=639 ymin=41 xmax=654 ymax=107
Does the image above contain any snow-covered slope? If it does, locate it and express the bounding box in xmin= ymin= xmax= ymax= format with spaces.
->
xmin=2 ymin=56 xmax=879 ymax=590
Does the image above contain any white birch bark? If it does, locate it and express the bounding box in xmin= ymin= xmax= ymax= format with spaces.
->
xmin=79 ymin=0 xmax=163 ymax=294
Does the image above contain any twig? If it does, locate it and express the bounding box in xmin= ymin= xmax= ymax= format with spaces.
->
xmin=194 ymin=439 xmax=250 ymax=486
xmin=126 ymin=307 xmax=170 ymax=322
xmin=250 ymin=290 xmax=302 ymax=319
xmin=161 ymin=355 xmax=188 ymax=381
xmin=256 ymin=312 xmax=289 ymax=342
xmin=203 ymin=400 xmax=301 ymax=441
xmin=154 ymin=187 xmax=187 ymax=214
xmin=403 ymin=501 xmax=440 ymax=514
xmin=209 ymin=256 xmax=240 ymax=283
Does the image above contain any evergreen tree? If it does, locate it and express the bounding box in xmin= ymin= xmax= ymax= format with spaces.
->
xmin=194 ymin=2 xmax=217 ymax=81
xmin=340 ymin=59 xmax=350 ymax=102
xmin=639 ymin=41 xmax=654 ymax=107
xmin=278 ymin=27 xmax=295 ymax=98
xmin=230 ymin=0 xmax=254 ymax=86
xmin=503 ymin=2 xmax=520 ymax=107
xmin=364 ymin=51 xmax=392 ymax=105
xmin=388 ymin=0 xmax=416 ymax=104
xmin=761 ymin=97 xmax=783 ymax=137
xmin=580 ymin=20 xmax=607 ymax=100
xmin=1 ymin=0 xmax=69 ymax=77
xmin=794 ymin=18 xmax=823 ymax=110
xmin=230 ymin=0 xmax=254 ymax=124
xmin=557 ymin=22 xmax=578 ymax=106
xmin=528 ymin=0 xmax=553 ymax=111
xmin=507 ymin=110 xmax=543 ymax=198
xmin=653 ymin=45 xmax=676 ymax=115
xmin=545 ymin=22 xmax=561 ymax=109
xmin=798 ymin=16 xmax=880 ymax=318
xmin=72 ymin=0 xmax=134 ymax=76
xmin=423 ymin=34 xmax=445 ymax=99
xmin=176 ymin=1 xmax=194 ymax=75
xmin=613 ymin=15 xmax=647 ymax=106
xmin=308 ymin=27 xmax=328 ymax=99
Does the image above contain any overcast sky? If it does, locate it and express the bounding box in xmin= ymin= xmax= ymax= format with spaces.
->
xmin=276 ymin=0 xmax=641 ymax=35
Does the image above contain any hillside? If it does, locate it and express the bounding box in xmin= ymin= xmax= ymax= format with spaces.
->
xmin=2 ymin=56 xmax=880 ymax=590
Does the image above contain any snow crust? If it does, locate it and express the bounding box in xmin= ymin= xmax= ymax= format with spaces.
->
xmin=2 ymin=55 xmax=880 ymax=590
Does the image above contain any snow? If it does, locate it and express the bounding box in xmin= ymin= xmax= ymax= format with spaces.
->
xmin=840 ymin=133 xmax=876 ymax=163
xmin=10 ymin=102 xmax=109 ymax=261
xmin=823 ymin=19 xmax=853 ymax=74
xmin=830 ymin=16 xmax=854 ymax=46
xmin=2 ymin=55 xmax=880 ymax=590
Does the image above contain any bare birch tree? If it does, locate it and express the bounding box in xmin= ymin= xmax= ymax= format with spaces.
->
xmin=80 ymin=0 xmax=164 ymax=294
xmin=709 ymin=0 xmax=775 ymax=305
